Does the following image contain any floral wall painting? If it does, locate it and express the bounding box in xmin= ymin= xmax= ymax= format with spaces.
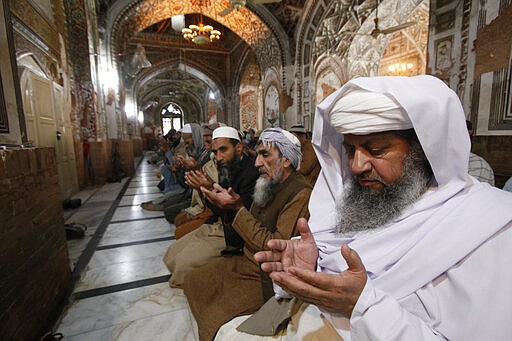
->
xmin=315 ymin=68 xmax=341 ymax=104
xmin=264 ymin=85 xmax=280 ymax=127
xmin=435 ymin=36 xmax=453 ymax=71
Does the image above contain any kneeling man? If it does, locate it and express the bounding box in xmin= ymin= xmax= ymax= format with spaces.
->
xmin=184 ymin=128 xmax=312 ymax=341
xmin=218 ymin=76 xmax=512 ymax=340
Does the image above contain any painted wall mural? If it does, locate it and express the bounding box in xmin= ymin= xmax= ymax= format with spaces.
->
xmin=264 ymin=85 xmax=279 ymax=128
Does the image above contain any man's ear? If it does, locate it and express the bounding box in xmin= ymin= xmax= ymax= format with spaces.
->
xmin=236 ymin=141 xmax=244 ymax=154
xmin=282 ymin=157 xmax=292 ymax=169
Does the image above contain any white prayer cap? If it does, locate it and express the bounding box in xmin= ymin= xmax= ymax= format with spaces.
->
xmin=328 ymin=89 xmax=412 ymax=135
xmin=181 ymin=124 xmax=193 ymax=134
xmin=212 ymin=126 xmax=240 ymax=141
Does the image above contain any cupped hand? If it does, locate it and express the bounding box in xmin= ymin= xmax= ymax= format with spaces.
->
xmin=201 ymin=183 xmax=243 ymax=211
xmin=185 ymin=170 xmax=213 ymax=191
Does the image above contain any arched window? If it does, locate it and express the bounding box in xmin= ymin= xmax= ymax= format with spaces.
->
xmin=161 ymin=102 xmax=183 ymax=136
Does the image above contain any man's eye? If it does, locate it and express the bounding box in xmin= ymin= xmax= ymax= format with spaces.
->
xmin=344 ymin=146 xmax=355 ymax=157
xmin=369 ymin=148 xmax=384 ymax=156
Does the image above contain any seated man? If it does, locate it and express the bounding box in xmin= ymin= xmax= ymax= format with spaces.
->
xmin=163 ymin=126 xmax=259 ymax=287
xmin=183 ymin=128 xmax=312 ymax=341
xmin=164 ymin=123 xmax=218 ymax=224
xmin=141 ymin=123 xmax=203 ymax=211
xmin=289 ymin=124 xmax=321 ymax=186
xmin=217 ymin=76 xmax=512 ymax=340
xmin=174 ymin=123 xmax=220 ymax=239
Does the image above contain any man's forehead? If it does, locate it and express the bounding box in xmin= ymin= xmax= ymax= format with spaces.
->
xmin=256 ymin=142 xmax=277 ymax=153
xmin=212 ymin=137 xmax=233 ymax=148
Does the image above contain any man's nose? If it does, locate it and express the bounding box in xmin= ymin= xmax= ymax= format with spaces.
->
xmin=350 ymin=149 xmax=372 ymax=175
xmin=254 ymin=155 xmax=262 ymax=168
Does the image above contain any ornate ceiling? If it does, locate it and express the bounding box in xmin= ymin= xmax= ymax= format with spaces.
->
xmin=94 ymin=0 xmax=427 ymax=126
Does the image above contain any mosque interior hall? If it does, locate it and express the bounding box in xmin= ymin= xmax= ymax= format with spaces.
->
xmin=1 ymin=0 xmax=512 ymax=339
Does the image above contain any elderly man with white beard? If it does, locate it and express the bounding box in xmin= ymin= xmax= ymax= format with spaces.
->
xmin=215 ymin=76 xmax=512 ymax=341
xmin=183 ymin=128 xmax=313 ymax=341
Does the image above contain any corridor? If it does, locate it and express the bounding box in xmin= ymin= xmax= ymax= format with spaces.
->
xmin=56 ymin=155 xmax=198 ymax=340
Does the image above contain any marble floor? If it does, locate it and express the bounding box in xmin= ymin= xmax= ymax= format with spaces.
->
xmin=56 ymin=155 xmax=199 ymax=340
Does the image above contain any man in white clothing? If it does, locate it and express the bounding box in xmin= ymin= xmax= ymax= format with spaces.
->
xmin=215 ymin=75 xmax=512 ymax=341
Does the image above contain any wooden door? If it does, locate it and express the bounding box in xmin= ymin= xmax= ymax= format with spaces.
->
xmin=21 ymin=70 xmax=78 ymax=199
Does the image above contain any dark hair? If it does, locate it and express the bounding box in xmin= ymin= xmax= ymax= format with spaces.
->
xmin=229 ymin=138 xmax=240 ymax=147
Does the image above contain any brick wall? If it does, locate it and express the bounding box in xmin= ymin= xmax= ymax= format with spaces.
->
xmin=472 ymin=136 xmax=512 ymax=188
xmin=474 ymin=5 xmax=512 ymax=76
xmin=470 ymin=5 xmax=512 ymax=189
xmin=75 ymin=140 xmax=136 ymax=187
xmin=132 ymin=138 xmax=143 ymax=157
xmin=0 ymin=147 xmax=71 ymax=340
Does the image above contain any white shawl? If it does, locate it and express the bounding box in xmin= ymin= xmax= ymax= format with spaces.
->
xmin=309 ymin=75 xmax=512 ymax=300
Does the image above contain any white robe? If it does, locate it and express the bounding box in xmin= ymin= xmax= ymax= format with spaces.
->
xmin=309 ymin=76 xmax=512 ymax=340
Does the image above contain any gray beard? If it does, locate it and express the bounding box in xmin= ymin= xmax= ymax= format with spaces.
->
xmin=335 ymin=145 xmax=432 ymax=234
xmin=253 ymin=169 xmax=283 ymax=207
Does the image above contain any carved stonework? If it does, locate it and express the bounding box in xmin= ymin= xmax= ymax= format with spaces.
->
xmin=239 ymin=63 xmax=261 ymax=130
xmin=9 ymin=0 xmax=60 ymax=53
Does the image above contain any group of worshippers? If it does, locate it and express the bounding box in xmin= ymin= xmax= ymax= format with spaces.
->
xmin=162 ymin=124 xmax=315 ymax=340
xmin=161 ymin=75 xmax=512 ymax=341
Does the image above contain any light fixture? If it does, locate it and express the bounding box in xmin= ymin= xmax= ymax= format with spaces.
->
xmin=182 ymin=0 xmax=221 ymax=45
xmin=388 ymin=62 xmax=414 ymax=74
xmin=385 ymin=32 xmax=415 ymax=76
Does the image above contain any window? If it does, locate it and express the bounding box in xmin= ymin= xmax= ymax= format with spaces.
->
xmin=161 ymin=102 xmax=183 ymax=136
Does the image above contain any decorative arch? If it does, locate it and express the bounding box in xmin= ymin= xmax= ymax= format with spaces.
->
xmin=108 ymin=0 xmax=287 ymax=73
xmin=133 ymin=58 xmax=225 ymax=123
xmin=313 ymin=54 xmax=345 ymax=105
xmin=17 ymin=53 xmax=51 ymax=79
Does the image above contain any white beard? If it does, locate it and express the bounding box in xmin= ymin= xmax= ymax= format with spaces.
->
xmin=335 ymin=144 xmax=432 ymax=234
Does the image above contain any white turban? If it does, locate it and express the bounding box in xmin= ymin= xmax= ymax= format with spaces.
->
xmin=259 ymin=128 xmax=302 ymax=170
xmin=328 ymin=89 xmax=412 ymax=134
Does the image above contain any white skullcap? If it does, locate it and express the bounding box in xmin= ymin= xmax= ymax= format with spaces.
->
xmin=181 ymin=124 xmax=192 ymax=134
xmin=329 ymin=89 xmax=412 ymax=134
xmin=212 ymin=126 xmax=240 ymax=141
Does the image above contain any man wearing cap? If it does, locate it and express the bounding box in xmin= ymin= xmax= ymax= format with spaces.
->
xmin=163 ymin=126 xmax=259 ymax=287
xmin=163 ymin=123 xmax=220 ymax=225
xmin=141 ymin=123 xmax=204 ymax=211
xmin=216 ymin=76 xmax=512 ymax=340
xmin=289 ymin=124 xmax=321 ymax=186
xmin=183 ymin=128 xmax=312 ymax=341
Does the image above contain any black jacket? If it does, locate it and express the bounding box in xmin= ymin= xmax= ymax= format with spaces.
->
xmin=207 ymin=153 xmax=259 ymax=249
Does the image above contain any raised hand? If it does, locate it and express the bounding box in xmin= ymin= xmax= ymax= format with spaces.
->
xmin=254 ymin=218 xmax=318 ymax=273
xmin=185 ymin=170 xmax=213 ymax=191
xmin=275 ymin=244 xmax=367 ymax=317
xmin=255 ymin=219 xmax=368 ymax=317
xmin=201 ymin=182 xmax=243 ymax=211
xmin=180 ymin=156 xmax=199 ymax=171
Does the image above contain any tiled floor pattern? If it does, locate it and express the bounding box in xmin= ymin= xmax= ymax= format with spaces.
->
xmin=57 ymin=156 xmax=199 ymax=340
